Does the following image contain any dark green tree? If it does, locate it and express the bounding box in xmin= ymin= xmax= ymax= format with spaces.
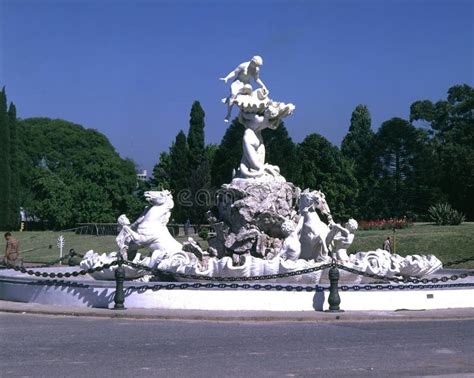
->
xmin=341 ymin=104 xmax=374 ymax=157
xmin=205 ymin=144 xmax=218 ymax=167
xmin=188 ymin=156 xmax=211 ymax=224
xmin=186 ymin=101 xmax=212 ymax=223
xmin=295 ymin=134 xmax=358 ymax=220
xmin=371 ymin=117 xmax=422 ymax=218
xmin=0 ymin=88 xmax=11 ymax=229
xmin=169 ymin=130 xmax=190 ymax=221
xmin=151 ymin=152 xmax=171 ymax=190
xmin=8 ymin=102 xmax=20 ymax=229
xmin=17 ymin=118 xmax=139 ymax=228
xmin=187 ymin=101 xmax=206 ymax=169
xmin=262 ymin=122 xmax=299 ymax=183
xmin=341 ymin=105 xmax=375 ymax=219
xmin=211 ymin=119 xmax=245 ymax=187
xmin=410 ymin=84 xmax=474 ymax=219
xmin=71 ymin=179 xmax=114 ymax=223
xmin=30 ymin=167 xmax=75 ymax=229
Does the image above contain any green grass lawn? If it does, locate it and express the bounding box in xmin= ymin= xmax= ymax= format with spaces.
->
xmin=1 ymin=230 xmax=208 ymax=265
xmin=349 ymin=222 xmax=474 ymax=268
xmin=2 ymin=223 xmax=473 ymax=268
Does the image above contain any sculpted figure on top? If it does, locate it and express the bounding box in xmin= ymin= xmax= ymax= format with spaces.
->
xmin=220 ymin=55 xmax=268 ymax=122
xmin=220 ymin=56 xmax=295 ymax=182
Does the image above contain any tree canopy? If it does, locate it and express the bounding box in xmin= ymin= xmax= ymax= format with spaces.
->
xmin=18 ymin=118 xmax=140 ymax=228
xmin=410 ymin=84 xmax=474 ymax=219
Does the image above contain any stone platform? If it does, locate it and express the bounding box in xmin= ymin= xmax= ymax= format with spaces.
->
xmin=0 ymin=267 xmax=472 ymax=312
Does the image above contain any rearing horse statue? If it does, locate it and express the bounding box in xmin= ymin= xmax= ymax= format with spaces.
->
xmin=117 ymin=190 xmax=183 ymax=260
xmin=298 ymin=189 xmax=334 ymax=262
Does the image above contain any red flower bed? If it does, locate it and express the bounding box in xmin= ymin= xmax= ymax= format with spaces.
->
xmin=358 ymin=218 xmax=413 ymax=231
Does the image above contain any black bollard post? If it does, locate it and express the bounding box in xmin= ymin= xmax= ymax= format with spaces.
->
xmin=113 ymin=251 xmax=126 ymax=310
xmin=68 ymin=249 xmax=76 ymax=267
xmin=326 ymin=264 xmax=344 ymax=312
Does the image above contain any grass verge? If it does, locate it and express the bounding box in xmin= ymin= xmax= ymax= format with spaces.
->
xmin=2 ymin=223 xmax=473 ymax=268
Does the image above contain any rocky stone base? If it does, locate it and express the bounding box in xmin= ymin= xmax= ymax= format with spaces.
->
xmin=207 ymin=178 xmax=301 ymax=259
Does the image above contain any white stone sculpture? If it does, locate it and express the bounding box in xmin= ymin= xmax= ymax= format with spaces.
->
xmin=236 ymin=111 xmax=283 ymax=181
xmin=117 ymin=190 xmax=182 ymax=259
xmin=326 ymin=219 xmax=358 ymax=262
xmin=221 ymin=56 xmax=295 ymax=181
xmin=346 ymin=249 xmax=443 ymax=279
xmin=81 ymin=56 xmax=443 ymax=283
xmin=276 ymin=220 xmax=302 ymax=261
xmin=82 ymin=245 xmax=443 ymax=283
xmin=220 ymin=55 xmax=268 ymax=122
xmin=298 ymin=189 xmax=333 ymax=262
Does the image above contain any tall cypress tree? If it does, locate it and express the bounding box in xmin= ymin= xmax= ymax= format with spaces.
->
xmin=169 ymin=130 xmax=190 ymax=221
xmin=341 ymin=105 xmax=373 ymax=160
xmin=8 ymin=102 xmax=20 ymax=229
xmin=186 ymin=101 xmax=212 ymax=223
xmin=187 ymin=101 xmax=206 ymax=169
xmin=0 ymin=88 xmax=11 ymax=229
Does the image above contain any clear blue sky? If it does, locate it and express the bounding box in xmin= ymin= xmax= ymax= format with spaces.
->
xmin=1 ymin=0 xmax=473 ymax=174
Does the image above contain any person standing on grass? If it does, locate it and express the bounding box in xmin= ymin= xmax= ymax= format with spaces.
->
xmin=184 ymin=219 xmax=191 ymax=236
xmin=4 ymin=232 xmax=20 ymax=266
xmin=382 ymin=236 xmax=392 ymax=253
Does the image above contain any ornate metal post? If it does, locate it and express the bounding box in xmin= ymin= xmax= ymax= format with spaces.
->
xmin=113 ymin=249 xmax=126 ymax=310
xmin=327 ymin=264 xmax=344 ymax=312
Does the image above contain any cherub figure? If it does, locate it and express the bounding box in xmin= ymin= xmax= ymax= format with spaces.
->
xmin=326 ymin=219 xmax=358 ymax=262
xmin=276 ymin=220 xmax=303 ymax=261
xmin=220 ymin=55 xmax=268 ymax=122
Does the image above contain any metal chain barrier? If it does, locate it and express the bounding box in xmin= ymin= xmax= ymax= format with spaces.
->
xmin=335 ymin=263 xmax=473 ymax=284
xmin=123 ymin=261 xmax=333 ymax=282
xmin=0 ymin=260 xmax=119 ymax=279
xmin=340 ymin=282 xmax=474 ymax=291
xmin=2 ymin=253 xmax=472 ymax=285
xmin=128 ymin=281 xmax=327 ymax=293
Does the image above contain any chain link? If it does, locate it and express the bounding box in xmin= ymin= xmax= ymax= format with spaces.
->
xmin=123 ymin=261 xmax=333 ymax=282
xmin=336 ymin=264 xmax=473 ymax=284
xmin=0 ymin=260 xmax=119 ymax=278
xmin=127 ymin=281 xmax=327 ymax=293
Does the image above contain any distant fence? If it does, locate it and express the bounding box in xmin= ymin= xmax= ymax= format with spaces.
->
xmin=75 ymin=223 xmax=215 ymax=238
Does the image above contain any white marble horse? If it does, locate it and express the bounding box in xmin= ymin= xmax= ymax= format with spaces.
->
xmin=117 ymin=190 xmax=182 ymax=259
xmin=298 ymin=189 xmax=333 ymax=262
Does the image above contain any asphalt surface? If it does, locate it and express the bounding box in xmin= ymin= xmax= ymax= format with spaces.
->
xmin=1 ymin=313 xmax=473 ymax=377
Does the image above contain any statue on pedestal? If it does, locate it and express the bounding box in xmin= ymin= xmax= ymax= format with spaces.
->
xmin=220 ymin=56 xmax=295 ymax=182
xmin=80 ymin=56 xmax=443 ymax=282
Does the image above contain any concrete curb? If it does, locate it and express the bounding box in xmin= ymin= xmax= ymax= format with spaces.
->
xmin=1 ymin=300 xmax=474 ymax=322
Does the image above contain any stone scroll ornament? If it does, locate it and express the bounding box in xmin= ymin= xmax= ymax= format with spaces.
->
xmin=81 ymin=56 xmax=442 ymax=281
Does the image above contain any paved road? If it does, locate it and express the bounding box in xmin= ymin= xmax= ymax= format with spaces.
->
xmin=1 ymin=314 xmax=473 ymax=377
